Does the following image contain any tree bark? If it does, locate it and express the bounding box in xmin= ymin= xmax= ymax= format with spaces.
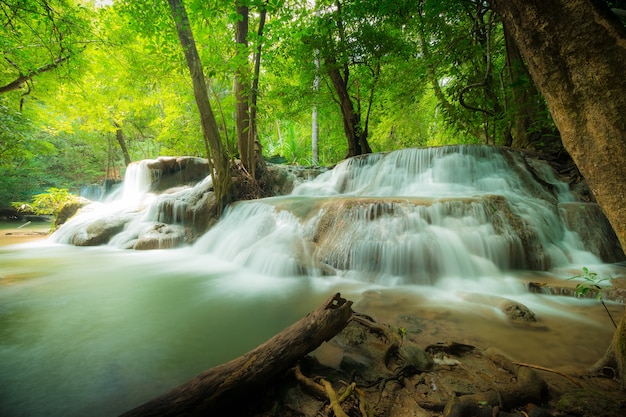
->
xmin=326 ymin=61 xmax=372 ymax=158
xmin=115 ymin=127 xmax=131 ymax=167
xmin=590 ymin=308 xmax=626 ymax=391
xmin=119 ymin=293 xmax=354 ymax=417
xmin=167 ymin=0 xmax=231 ymax=207
xmin=490 ymin=0 xmax=626 ymax=254
xmin=234 ymin=1 xmax=255 ymax=177
xmin=248 ymin=3 xmax=267 ymax=170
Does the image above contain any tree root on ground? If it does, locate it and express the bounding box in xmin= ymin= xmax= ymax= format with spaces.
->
xmin=293 ymin=363 xmax=370 ymax=417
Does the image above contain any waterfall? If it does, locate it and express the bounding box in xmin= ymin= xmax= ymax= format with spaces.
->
xmin=52 ymin=146 xmax=622 ymax=281
xmin=195 ymin=146 xmax=622 ymax=284
xmin=50 ymin=158 xmax=212 ymax=248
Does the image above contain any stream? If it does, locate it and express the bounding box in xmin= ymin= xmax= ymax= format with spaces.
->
xmin=1 ymin=145 xmax=624 ymax=417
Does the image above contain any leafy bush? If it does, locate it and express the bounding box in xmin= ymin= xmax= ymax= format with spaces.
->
xmin=11 ymin=188 xmax=78 ymax=216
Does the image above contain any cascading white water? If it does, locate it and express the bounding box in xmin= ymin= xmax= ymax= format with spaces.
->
xmin=50 ymin=159 xmax=213 ymax=249
xmin=195 ymin=146 xmax=613 ymax=285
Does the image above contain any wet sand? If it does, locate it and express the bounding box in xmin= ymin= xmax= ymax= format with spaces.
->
xmin=0 ymin=224 xmax=50 ymax=246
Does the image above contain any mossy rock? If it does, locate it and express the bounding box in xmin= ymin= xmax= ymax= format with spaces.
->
xmin=556 ymin=389 xmax=622 ymax=417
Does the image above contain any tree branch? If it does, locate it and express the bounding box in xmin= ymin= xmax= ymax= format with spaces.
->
xmin=0 ymin=53 xmax=73 ymax=94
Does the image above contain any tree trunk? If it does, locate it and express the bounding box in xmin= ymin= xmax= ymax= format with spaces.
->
xmin=234 ymin=1 xmax=254 ymax=176
xmin=490 ymin=0 xmax=626 ymax=390
xmin=490 ymin=0 xmax=626 ymax=253
xmin=119 ymin=293 xmax=353 ymax=417
xmin=167 ymin=0 xmax=231 ymax=207
xmin=115 ymin=127 xmax=131 ymax=167
xmin=327 ymin=62 xmax=371 ymax=158
xmin=590 ymin=308 xmax=626 ymax=391
xmin=248 ymin=3 xmax=267 ymax=177
xmin=502 ymin=25 xmax=555 ymax=151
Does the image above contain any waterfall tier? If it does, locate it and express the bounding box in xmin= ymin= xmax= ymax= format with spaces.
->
xmin=194 ymin=146 xmax=623 ymax=283
xmin=53 ymin=146 xmax=624 ymax=282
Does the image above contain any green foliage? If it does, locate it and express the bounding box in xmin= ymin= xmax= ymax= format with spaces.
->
xmin=0 ymin=0 xmax=93 ymax=92
xmin=569 ymin=267 xmax=617 ymax=328
xmin=12 ymin=187 xmax=77 ymax=216
xmin=0 ymin=0 xmax=562 ymax=200
xmin=568 ymin=267 xmax=610 ymax=300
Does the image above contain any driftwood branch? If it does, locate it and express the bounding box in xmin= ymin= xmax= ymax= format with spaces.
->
xmin=119 ymin=293 xmax=353 ymax=417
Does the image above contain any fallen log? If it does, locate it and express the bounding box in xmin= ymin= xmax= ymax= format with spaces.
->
xmin=119 ymin=293 xmax=353 ymax=417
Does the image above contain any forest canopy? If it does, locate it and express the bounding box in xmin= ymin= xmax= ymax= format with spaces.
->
xmin=0 ymin=0 xmax=621 ymax=206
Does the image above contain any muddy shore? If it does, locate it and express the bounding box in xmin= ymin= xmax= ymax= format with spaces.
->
xmin=0 ymin=224 xmax=50 ymax=246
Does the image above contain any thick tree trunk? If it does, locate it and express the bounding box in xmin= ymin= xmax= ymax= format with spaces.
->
xmin=591 ymin=308 xmax=626 ymax=390
xmin=119 ymin=293 xmax=353 ymax=417
xmin=490 ymin=0 xmax=626 ymax=254
xmin=168 ymin=0 xmax=231 ymax=207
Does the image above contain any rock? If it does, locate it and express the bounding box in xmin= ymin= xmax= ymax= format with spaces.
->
xmin=398 ymin=345 xmax=435 ymax=372
xmin=556 ymin=389 xmax=623 ymax=417
xmin=148 ymin=156 xmax=211 ymax=192
xmin=133 ymin=224 xmax=186 ymax=250
xmin=71 ymin=215 xmax=131 ymax=246
xmin=54 ymin=197 xmax=92 ymax=228
xmin=560 ymin=202 xmax=625 ymax=263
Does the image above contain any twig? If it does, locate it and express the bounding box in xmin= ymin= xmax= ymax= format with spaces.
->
xmin=512 ymin=362 xmax=583 ymax=388
xmin=321 ymin=379 xmax=349 ymax=417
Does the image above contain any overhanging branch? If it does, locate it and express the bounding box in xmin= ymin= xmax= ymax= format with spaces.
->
xmin=0 ymin=53 xmax=72 ymax=94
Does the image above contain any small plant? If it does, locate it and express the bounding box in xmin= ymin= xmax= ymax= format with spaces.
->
xmin=398 ymin=327 xmax=407 ymax=340
xmin=569 ymin=267 xmax=617 ymax=328
xmin=12 ymin=188 xmax=78 ymax=217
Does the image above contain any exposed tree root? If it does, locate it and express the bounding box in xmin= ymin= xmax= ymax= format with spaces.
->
xmin=512 ymin=361 xmax=583 ymax=388
xmin=590 ymin=308 xmax=626 ymax=391
xmin=294 ymin=362 xmax=371 ymax=417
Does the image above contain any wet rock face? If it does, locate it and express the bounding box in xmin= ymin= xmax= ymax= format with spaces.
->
xmin=147 ymin=156 xmax=211 ymax=193
xmin=54 ymin=197 xmax=92 ymax=229
xmin=71 ymin=214 xmax=132 ymax=246
xmin=133 ymin=224 xmax=187 ymax=250
xmin=560 ymin=202 xmax=625 ymax=263
xmin=265 ymin=164 xmax=327 ymax=196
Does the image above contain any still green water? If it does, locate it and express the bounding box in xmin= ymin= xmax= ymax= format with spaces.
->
xmin=0 ymin=238 xmax=619 ymax=417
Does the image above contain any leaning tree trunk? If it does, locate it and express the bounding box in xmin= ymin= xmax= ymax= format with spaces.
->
xmin=168 ymin=0 xmax=231 ymax=208
xmin=327 ymin=62 xmax=371 ymax=158
xmin=490 ymin=0 xmax=626 ymax=251
xmin=115 ymin=127 xmax=131 ymax=167
xmin=490 ymin=0 xmax=626 ymax=390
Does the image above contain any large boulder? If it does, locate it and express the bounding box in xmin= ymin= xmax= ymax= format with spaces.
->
xmin=71 ymin=214 xmax=132 ymax=246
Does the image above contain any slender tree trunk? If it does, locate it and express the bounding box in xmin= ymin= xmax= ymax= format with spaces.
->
xmin=248 ymin=3 xmax=267 ymax=176
xmin=234 ymin=1 xmax=254 ymax=176
xmin=326 ymin=62 xmax=371 ymax=158
xmin=490 ymin=0 xmax=626 ymax=252
xmin=167 ymin=0 xmax=230 ymax=207
xmin=311 ymin=6 xmax=321 ymax=166
xmin=311 ymin=103 xmax=319 ymax=168
xmin=503 ymin=26 xmax=551 ymax=150
xmin=115 ymin=127 xmax=131 ymax=167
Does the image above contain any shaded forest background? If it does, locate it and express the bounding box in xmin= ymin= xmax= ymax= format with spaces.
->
xmin=1 ymin=0 xmax=623 ymax=207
